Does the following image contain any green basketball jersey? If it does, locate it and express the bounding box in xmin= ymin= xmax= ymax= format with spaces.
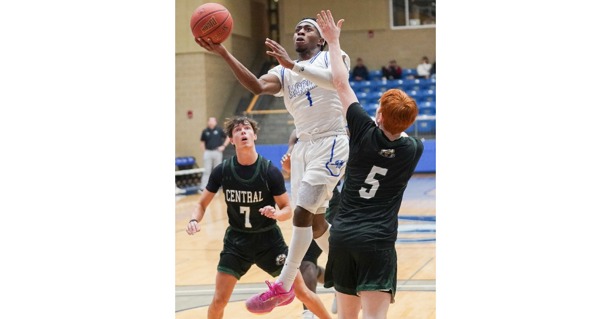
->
xmin=331 ymin=103 xmax=424 ymax=249
xmin=221 ymin=155 xmax=278 ymax=232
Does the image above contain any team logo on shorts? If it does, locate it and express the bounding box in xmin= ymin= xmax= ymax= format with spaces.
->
xmin=326 ymin=159 xmax=346 ymax=177
xmin=379 ymin=149 xmax=396 ymax=158
xmin=275 ymin=253 xmax=287 ymax=266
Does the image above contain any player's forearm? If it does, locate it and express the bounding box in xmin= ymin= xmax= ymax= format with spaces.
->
xmin=219 ymin=50 xmax=266 ymax=94
xmin=328 ymin=42 xmax=349 ymax=90
xmin=274 ymin=205 xmax=293 ymax=221
xmin=328 ymin=40 xmax=357 ymax=114
xmin=192 ymin=190 xmax=215 ymax=222
xmin=191 ymin=205 xmax=205 ymax=223
xmin=291 ymin=63 xmax=335 ymax=90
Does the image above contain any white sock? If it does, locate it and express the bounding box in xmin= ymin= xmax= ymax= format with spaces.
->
xmin=314 ymin=224 xmax=331 ymax=255
xmin=277 ymin=226 xmax=313 ymax=289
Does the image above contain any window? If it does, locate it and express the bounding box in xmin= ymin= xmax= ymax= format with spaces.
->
xmin=391 ymin=0 xmax=436 ymax=28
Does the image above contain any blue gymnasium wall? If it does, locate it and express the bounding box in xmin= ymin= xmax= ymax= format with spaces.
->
xmin=257 ymin=139 xmax=436 ymax=173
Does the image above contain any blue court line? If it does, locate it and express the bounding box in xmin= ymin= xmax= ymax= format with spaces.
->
xmin=397 ymin=222 xmax=436 ymax=243
xmin=399 ymin=229 xmax=436 ymax=233
xmin=398 ymin=215 xmax=436 ymax=222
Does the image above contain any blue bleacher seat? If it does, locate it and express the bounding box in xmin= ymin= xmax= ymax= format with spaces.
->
xmin=369 ymin=69 xmax=383 ymax=80
xmin=405 ymin=89 xmax=420 ymax=101
xmin=386 ymin=79 xmax=403 ymax=89
xmin=416 ymin=117 xmax=436 ymax=134
xmin=365 ymin=102 xmax=379 ymax=111
xmin=402 ymin=68 xmax=417 ymax=78
xmin=402 ymin=79 xmax=416 ymax=91
xmin=365 ymin=91 xmax=384 ymax=104
xmin=404 ymin=79 xmax=431 ymax=91
xmin=371 ymin=80 xmax=404 ymax=92
xmin=370 ymin=79 xmax=387 ymax=91
xmin=419 ymin=101 xmax=436 ymax=115
xmin=176 ymin=156 xmax=198 ymax=170
xmin=369 ymin=79 xmax=403 ymax=91
xmin=175 ymin=156 xmax=203 ymax=193
xmin=356 ymin=91 xmax=368 ymax=102
xmin=419 ymin=89 xmax=436 ymax=103
xmin=419 ymin=101 xmax=436 ymax=108
xmin=350 ymin=81 xmax=366 ymax=93
xmin=410 ymin=79 xmax=432 ymax=90
xmin=422 ymin=88 xmax=435 ymax=96
xmin=426 ymin=78 xmax=436 ymax=90
xmin=363 ymin=103 xmax=378 ymax=117
xmin=359 ymin=80 xmax=373 ymax=93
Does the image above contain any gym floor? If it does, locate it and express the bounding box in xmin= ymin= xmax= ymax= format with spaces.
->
xmin=175 ymin=173 xmax=436 ymax=318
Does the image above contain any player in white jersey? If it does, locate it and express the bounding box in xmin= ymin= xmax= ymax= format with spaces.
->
xmin=196 ymin=17 xmax=350 ymax=314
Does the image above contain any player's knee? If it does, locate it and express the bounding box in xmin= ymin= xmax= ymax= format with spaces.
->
xmin=294 ymin=206 xmax=314 ymax=226
xmin=300 ymin=260 xmax=316 ymax=273
xmin=211 ymin=295 xmax=230 ymax=309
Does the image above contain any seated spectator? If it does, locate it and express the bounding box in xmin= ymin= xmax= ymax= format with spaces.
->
xmin=381 ymin=59 xmax=402 ymax=80
xmin=430 ymin=61 xmax=436 ymax=79
xmin=415 ymin=56 xmax=432 ymax=79
xmin=350 ymin=57 xmax=370 ymax=81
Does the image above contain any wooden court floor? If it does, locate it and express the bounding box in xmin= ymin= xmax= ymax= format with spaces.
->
xmin=175 ymin=173 xmax=436 ymax=319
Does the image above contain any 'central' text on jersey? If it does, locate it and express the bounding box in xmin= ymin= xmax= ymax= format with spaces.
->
xmin=225 ymin=190 xmax=264 ymax=203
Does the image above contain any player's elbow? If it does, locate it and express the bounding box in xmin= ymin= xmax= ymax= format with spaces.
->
xmin=332 ymin=72 xmax=350 ymax=89
xmin=249 ymin=85 xmax=264 ymax=95
xmin=333 ymin=78 xmax=350 ymax=92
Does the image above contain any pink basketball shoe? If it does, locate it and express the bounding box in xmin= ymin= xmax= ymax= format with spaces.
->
xmin=245 ymin=280 xmax=295 ymax=314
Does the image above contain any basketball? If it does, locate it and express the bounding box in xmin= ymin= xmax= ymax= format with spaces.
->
xmin=190 ymin=3 xmax=233 ymax=44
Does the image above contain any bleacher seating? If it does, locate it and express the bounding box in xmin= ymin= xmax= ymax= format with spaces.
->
xmin=367 ymin=91 xmax=384 ymax=104
xmin=384 ymin=79 xmax=404 ymax=90
xmin=405 ymin=89 xmax=421 ymax=102
xmin=356 ymin=91 xmax=369 ymax=101
xmin=369 ymin=69 xmax=383 ymax=80
xmin=349 ymin=75 xmax=436 ymax=138
xmin=175 ymin=156 xmax=204 ymax=195
xmin=416 ymin=116 xmax=436 ymax=134
xmin=362 ymin=103 xmax=378 ymax=117
xmin=402 ymin=68 xmax=417 ymax=78
xmin=417 ymin=120 xmax=435 ymax=134
xmin=419 ymin=89 xmax=436 ymax=103
xmin=419 ymin=101 xmax=436 ymax=115
xmin=403 ymin=78 xmax=432 ymax=91
xmin=352 ymin=80 xmax=375 ymax=93
xmin=369 ymin=79 xmax=387 ymax=91
xmin=175 ymin=156 xmax=197 ymax=170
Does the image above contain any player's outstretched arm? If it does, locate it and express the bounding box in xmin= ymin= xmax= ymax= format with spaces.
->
xmin=186 ymin=189 xmax=215 ymax=235
xmin=195 ymin=37 xmax=281 ymax=95
xmin=317 ymin=10 xmax=358 ymax=116
xmin=265 ymin=38 xmax=336 ymax=90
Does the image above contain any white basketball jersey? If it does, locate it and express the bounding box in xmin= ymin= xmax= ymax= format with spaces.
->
xmin=268 ymin=50 xmax=350 ymax=139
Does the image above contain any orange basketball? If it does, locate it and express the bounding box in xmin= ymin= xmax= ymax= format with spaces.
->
xmin=190 ymin=3 xmax=233 ymax=44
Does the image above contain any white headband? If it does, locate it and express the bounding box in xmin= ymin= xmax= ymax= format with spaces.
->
xmin=297 ymin=18 xmax=321 ymax=36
